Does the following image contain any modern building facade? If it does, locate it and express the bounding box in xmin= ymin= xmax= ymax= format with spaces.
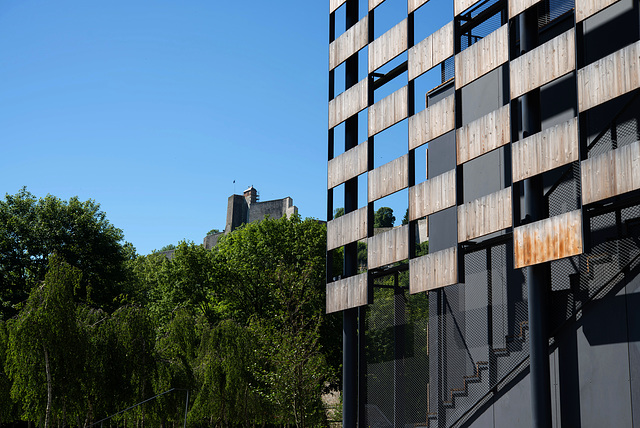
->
xmin=325 ymin=0 xmax=640 ymax=426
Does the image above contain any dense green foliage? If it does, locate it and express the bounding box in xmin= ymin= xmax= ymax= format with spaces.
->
xmin=0 ymin=190 xmax=339 ymax=428
xmin=373 ymin=207 xmax=395 ymax=228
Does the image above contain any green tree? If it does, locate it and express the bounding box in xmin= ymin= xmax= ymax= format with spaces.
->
xmin=6 ymin=254 xmax=83 ymax=428
xmin=402 ymin=208 xmax=409 ymax=225
xmin=333 ymin=207 xmax=344 ymax=218
xmin=0 ymin=188 xmax=133 ymax=318
xmin=205 ymin=228 xmax=221 ymax=236
xmin=374 ymin=207 xmax=395 ymax=228
xmin=159 ymin=244 xmax=176 ymax=251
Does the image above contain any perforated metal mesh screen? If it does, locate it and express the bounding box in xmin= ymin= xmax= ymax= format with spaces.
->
xmin=587 ymin=94 xmax=640 ymax=159
xmin=364 ymin=271 xmax=430 ymax=428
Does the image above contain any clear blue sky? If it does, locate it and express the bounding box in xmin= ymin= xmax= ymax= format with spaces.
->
xmin=0 ymin=1 xmax=331 ymax=254
xmin=0 ymin=0 xmax=451 ymax=255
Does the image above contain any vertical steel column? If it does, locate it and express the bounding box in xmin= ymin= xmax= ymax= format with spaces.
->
xmin=343 ymin=1 xmax=360 ymax=427
xmin=520 ymin=8 xmax=552 ymax=428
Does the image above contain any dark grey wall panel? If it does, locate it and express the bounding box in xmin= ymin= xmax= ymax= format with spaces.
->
xmin=583 ymin=0 xmax=637 ymax=64
xmin=429 ymin=206 xmax=457 ymax=253
xmin=540 ymin=74 xmax=577 ymax=132
xmin=462 ymin=148 xmax=507 ymax=203
xmin=577 ymin=288 xmax=633 ymax=427
xmin=460 ymin=66 xmax=508 ymax=126
xmin=427 ymin=130 xmax=456 ymax=178
xmin=627 ymin=274 xmax=640 ymax=428
xmin=492 ymin=370 xmax=533 ymax=428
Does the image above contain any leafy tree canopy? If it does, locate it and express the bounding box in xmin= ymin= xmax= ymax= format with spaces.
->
xmin=159 ymin=244 xmax=176 ymax=251
xmin=0 ymin=188 xmax=134 ymax=318
xmin=205 ymin=228 xmax=220 ymax=236
xmin=374 ymin=206 xmax=395 ymax=228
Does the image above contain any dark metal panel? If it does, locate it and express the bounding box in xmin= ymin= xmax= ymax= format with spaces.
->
xmin=577 ymin=288 xmax=634 ymax=427
xmin=460 ymin=66 xmax=508 ymax=126
xmin=492 ymin=371 xmax=534 ymax=428
xmin=429 ymin=206 xmax=458 ymax=253
xmin=427 ymin=130 xmax=456 ymax=179
xmin=625 ymin=274 xmax=640 ymax=428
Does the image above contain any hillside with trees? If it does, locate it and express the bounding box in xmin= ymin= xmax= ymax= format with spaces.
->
xmin=0 ymin=189 xmax=340 ymax=428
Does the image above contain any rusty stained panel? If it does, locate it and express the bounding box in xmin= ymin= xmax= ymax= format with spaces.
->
xmin=513 ymin=210 xmax=583 ymax=269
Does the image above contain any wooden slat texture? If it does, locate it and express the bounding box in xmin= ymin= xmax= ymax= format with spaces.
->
xmin=330 ymin=0 xmax=346 ymax=13
xmin=409 ymin=94 xmax=455 ymax=150
xmin=578 ymin=41 xmax=640 ymax=112
xmin=455 ymin=0 xmax=483 ymax=16
xmin=369 ymin=19 xmax=408 ymax=73
xmin=408 ymin=169 xmax=456 ymax=220
xmin=457 ymin=187 xmax=512 ymax=242
xmin=328 ymin=78 xmax=368 ymax=129
xmin=408 ymin=22 xmax=454 ymax=80
xmin=329 ymin=16 xmax=368 ymax=71
xmin=455 ymin=25 xmax=508 ymax=88
xmin=327 ymin=207 xmax=368 ymax=250
xmin=417 ymin=218 xmax=429 ymax=243
xmin=368 ymin=225 xmax=409 ymax=268
xmin=368 ymin=86 xmax=409 ymax=137
xmin=409 ymin=247 xmax=457 ymax=293
xmin=326 ymin=273 xmax=369 ymax=313
xmin=368 ymin=154 xmax=409 ymax=202
xmin=369 ymin=0 xmax=385 ymax=10
xmin=456 ymin=105 xmax=510 ymax=165
xmin=581 ymin=140 xmax=640 ymax=204
xmin=509 ymin=0 xmax=543 ymax=19
xmin=408 ymin=0 xmax=430 ymax=13
xmin=514 ymin=210 xmax=583 ymax=268
xmin=576 ymin=0 xmax=620 ymax=21
xmin=328 ymin=142 xmax=368 ymax=189
xmin=512 ymin=118 xmax=579 ymax=182
xmin=510 ymin=29 xmax=575 ymax=99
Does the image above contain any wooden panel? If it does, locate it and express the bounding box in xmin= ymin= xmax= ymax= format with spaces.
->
xmin=457 ymin=187 xmax=512 ymax=242
xmin=408 ymin=169 xmax=456 ymax=220
xmin=581 ymin=140 xmax=640 ymax=205
xmin=368 ymin=155 xmax=409 ymax=202
xmin=416 ymin=218 xmax=429 ymax=243
xmin=330 ymin=0 xmax=346 ymax=13
xmin=409 ymin=94 xmax=455 ymax=150
xmin=409 ymin=247 xmax=457 ymax=294
xmin=512 ymin=118 xmax=579 ymax=182
xmin=510 ymin=29 xmax=575 ymax=99
xmin=455 ymin=0 xmax=483 ymax=15
xmin=369 ymin=19 xmax=408 ymax=73
xmin=408 ymin=22 xmax=454 ymax=80
xmin=327 ymin=207 xmax=368 ymax=250
xmin=509 ymin=0 xmax=543 ymax=19
xmin=329 ymin=17 xmax=368 ymax=71
xmin=576 ymin=0 xmax=620 ymax=21
xmin=408 ymin=0 xmax=429 ymax=13
xmin=328 ymin=142 xmax=368 ymax=189
xmin=326 ymin=273 xmax=369 ymax=313
xmin=368 ymin=225 xmax=409 ymax=268
xmin=368 ymin=86 xmax=409 ymax=137
xmin=456 ymin=105 xmax=510 ymax=165
xmin=514 ymin=210 xmax=583 ymax=268
xmin=455 ymin=25 xmax=508 ymax=88
xmin=578 ymin=41 xmax=640 ymax=112
xmin=369 ymin=0 xmax=385 ymax=10
xmin=328 ymin=78 xmax=368 ymax=129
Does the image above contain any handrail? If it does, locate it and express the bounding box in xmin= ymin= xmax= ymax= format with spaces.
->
xmin=586 ymin=91 xmax=640 ymax=153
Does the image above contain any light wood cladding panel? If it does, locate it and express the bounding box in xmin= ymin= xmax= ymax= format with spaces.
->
xmin=581 ymin=141 xmax=640 ymax=205
xmin=329 ymin=17 xmax=368 ymax=71
xmin=368 ymin=155 xmax=409 ymax=202
xmin=455 ymin=0 xmax=483 ymax=15
xmin=368 ymin=86 xmax=409 ymax=137
xmin=369 ymin=19 xmax=408 ymax=73
xmin=408 ymin=22 xmax=454 ymax=80
xmin=368 ymin=225 xmax=409 ymax=268
xmin=409 ymin=95 xmax=455 ymax=150
xmin=408 ymin=0 xmax=430 ymax=13
xmin=455 ymin=25 xmax=508 ymax=88
xmin=511 ymin=29 xmax=575 ymax=99
xmin=456 ymin=105 xmax=510 ymax=164
xmin=328 ymin=78 xmax=368 ymax=129
xmin=512 ymin=118 xmax=579 ymax=182
xmin=509 ymin=0 xmax=543 ymax=19
xmin=578 ymin=41 xmax=640 ymax=111
xmin=328 ymin=142 xmax=368 ymax=189
xmin=408 ymin=169 xmax=456 ymax=220
xmin=326 ymin=273 xmax=369 ymax=313
xmin=330 ymin=0 xmax=347 ymax=13
xmin=457 ymin=187 xmax=512 ymax=242
xmin=369 ymin=0 xmax=385 ymax=10
xmin=576 ymin=0 xmax=620 ymax=21
xmin=514 ymin=210 xmax=583 ymax=268
xmin=327 ymin=207 xmax=368 ymax=250
xmin=409 ymin=247 xmax=457 ymax=293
